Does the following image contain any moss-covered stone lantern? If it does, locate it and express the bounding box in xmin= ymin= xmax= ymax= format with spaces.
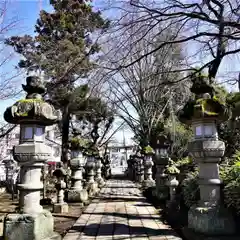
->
xmin=67 ymin=138 xmax=88 ymax=204
xmin=142 ymin=145 xmax=155 ymax=189
xmin=135 ymin=151 xmax=144 ymax=183
xmin=152 ymin=135 xmax=171 ymax=201
xmin=178 ymin=74 xmax=235 ymax=235
xmin=85 ymin=147 xmax=99 ymax=197
xmin=3 ymin=76 xmax=61 ymax=240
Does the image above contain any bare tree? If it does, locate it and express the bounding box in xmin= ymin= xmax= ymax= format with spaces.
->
xmin=98 ymin=0 xmax=240 ymax=85
xmin=0 ymin=0 xmax=23 ymax=100
xmin=97 ymin=4 xmax=191 ymax=147
xmin=0 ymin=1 xmax=27 ymax=140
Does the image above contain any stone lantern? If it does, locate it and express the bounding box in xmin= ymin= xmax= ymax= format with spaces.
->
xmin=132 ymin=154 xmax=137 ymax=180
xmin=135 ymin=152 xmax=144 ymax=183
xmin=178 ymin=75 xmax=235 ymax=235
xmin=85 ymin=155 xmax=99 ymax=196
xmin=127 ymin=155 xmax=134 ymax=180
xmin=3 ymin=76 xmax=61 ymax=240
xmin=103 ymin=154 xmax=111 ymax=180
xmin=53 ymin=168 xmax=68 ymax=213
xmin=142 ymin=146 xmax=155 ymax=189
xmin=67 ymin=150 xmax=88 ymax=203
xmin=95 ymin=156 xmax=105 ymax=188
xmin=165 ymin=160 xmax=179 ymax=205
xmin=153 ymin=135 xmax=171 ymax=201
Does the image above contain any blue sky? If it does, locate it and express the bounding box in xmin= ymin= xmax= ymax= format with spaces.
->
xmin=0 ymin=1 xmax=52 ymax=119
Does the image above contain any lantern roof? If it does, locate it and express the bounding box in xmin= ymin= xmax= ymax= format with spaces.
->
xmin=4 ymin=76 xmax=60 ymax=126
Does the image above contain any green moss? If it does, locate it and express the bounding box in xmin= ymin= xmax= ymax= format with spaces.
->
xmin=69 ymin=137 xmax=89 ymax=150
xmin=165 ymin=160 xmax=180 ymax=174
xmin=143 ymin=145 xmax=155 ymax=154
xmin=198 ymin=207 xmax=209 ymax=213
xmin=196 ymin=98 xmax=219 ymax=116
xmin=17 ymin=99 xmax=43 ymax=103
xmin=179 ymin=96 xmax=228 ymax=123
xmin=175 ymin=157 xmax=193 ymax=167
xmin=166 ymin=165 xmax=180 ymax=174
xmin=15 ymin=112 xmax=28 ymax=117
xmin=10 ymin=99 xmax=44 ymax=117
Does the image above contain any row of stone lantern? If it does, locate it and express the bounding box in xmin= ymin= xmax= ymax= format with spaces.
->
xmin=2 ymin=76 xmax=107 ymax=240
xmin=128 ymin=137 xmax=177 ymax=203
xmin=51 ymin=151 xmax=105 ymax=214
xmin=127 ymin=74 xmax=237 ymax=236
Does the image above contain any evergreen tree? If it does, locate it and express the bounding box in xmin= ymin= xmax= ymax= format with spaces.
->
xmin=5 ymin=0 xmax=110 ymax=164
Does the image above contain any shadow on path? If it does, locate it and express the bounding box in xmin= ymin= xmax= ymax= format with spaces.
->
xmin=110 ymin=174 xmax=128 ymax=180
xmin=71 ymin=222 xmax=179 ymax=237
xmin=82 ymin=212 xmax=160 ymax=221
xmin=95 ymin=197 xmax=146 ymax=202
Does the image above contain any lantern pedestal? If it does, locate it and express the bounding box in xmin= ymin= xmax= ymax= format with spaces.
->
xmin=67 ymin=190 xmax=88 ymax=204
xmin=95 ymin=158 xmax=105 ymax=188
xmin=67 ymin=151 xmax=88 ymax=204
xmin=188 ymin=205 xmax=235 ymax=235
xmin=153 ymin=155 xmax=169 ymax=201
xmin=54 ymin=202 xmax=69 ymax=214
xmin=188 ymin=139 xmax=235 ymax=235
xmin=4 ymin=210 xmax=60 ymax=240
xmin=4 ymin=130 xmax=61 ymax=240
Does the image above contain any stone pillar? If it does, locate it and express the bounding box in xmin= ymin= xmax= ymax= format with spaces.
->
xmin=67 ymin=150 xmax=88 ymax=203
xmin=95 ymin=157 xmax=105 ymax=188
xmin=3 ymin=76 xmax=61 ymax=240
xmin=86 ymin=156 xmax=99 ymax=196
xmin=53 ymin=168 xmax=68 ymax=213
xmin=178 ymin=76 xmax=236 ymax=235
xmin=153 ymin=146 xmax=169 ymax=200
xmin=142 ymin=155 xmax=155 ymax=188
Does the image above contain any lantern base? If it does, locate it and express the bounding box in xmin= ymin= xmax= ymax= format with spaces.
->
xmin=152 ymin=186 xmax=168 ymax=201
xmin=3 ymin=210 xmax=61 ymax=240
xmin=66 ymin=189 xmax=88 ymax=203
xmin=142 ymin=179 xmax=155 ymax=189
xmin=86 ymin=182 xmax=99 ymax=197
xmin=188 ymin=204 xmax=236 ymax=235
xmin=96 ymin=177 xmax=105 ymax=188
xmin=53 ymin=202 xmax=69 ymax=214
xmin=136 ymin=174 xmax=144 ymax=183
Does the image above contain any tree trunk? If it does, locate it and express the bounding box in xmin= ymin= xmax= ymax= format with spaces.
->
xmin=61 ymin=104 xmax=70 ymax=166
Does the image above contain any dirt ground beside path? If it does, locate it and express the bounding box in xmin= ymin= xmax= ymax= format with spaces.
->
xmin=0 ymin=192 xmax=84 ymax=238
xmin=53 ymin=203 xmax=84 ymax=237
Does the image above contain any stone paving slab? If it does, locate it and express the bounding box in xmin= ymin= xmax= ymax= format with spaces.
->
xmin=63 ymin=179 xmax=182 ymax=240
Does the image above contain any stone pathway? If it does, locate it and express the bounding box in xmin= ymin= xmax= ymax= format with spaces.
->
xmin=63 ymin=179 xmax=182 ymax=240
